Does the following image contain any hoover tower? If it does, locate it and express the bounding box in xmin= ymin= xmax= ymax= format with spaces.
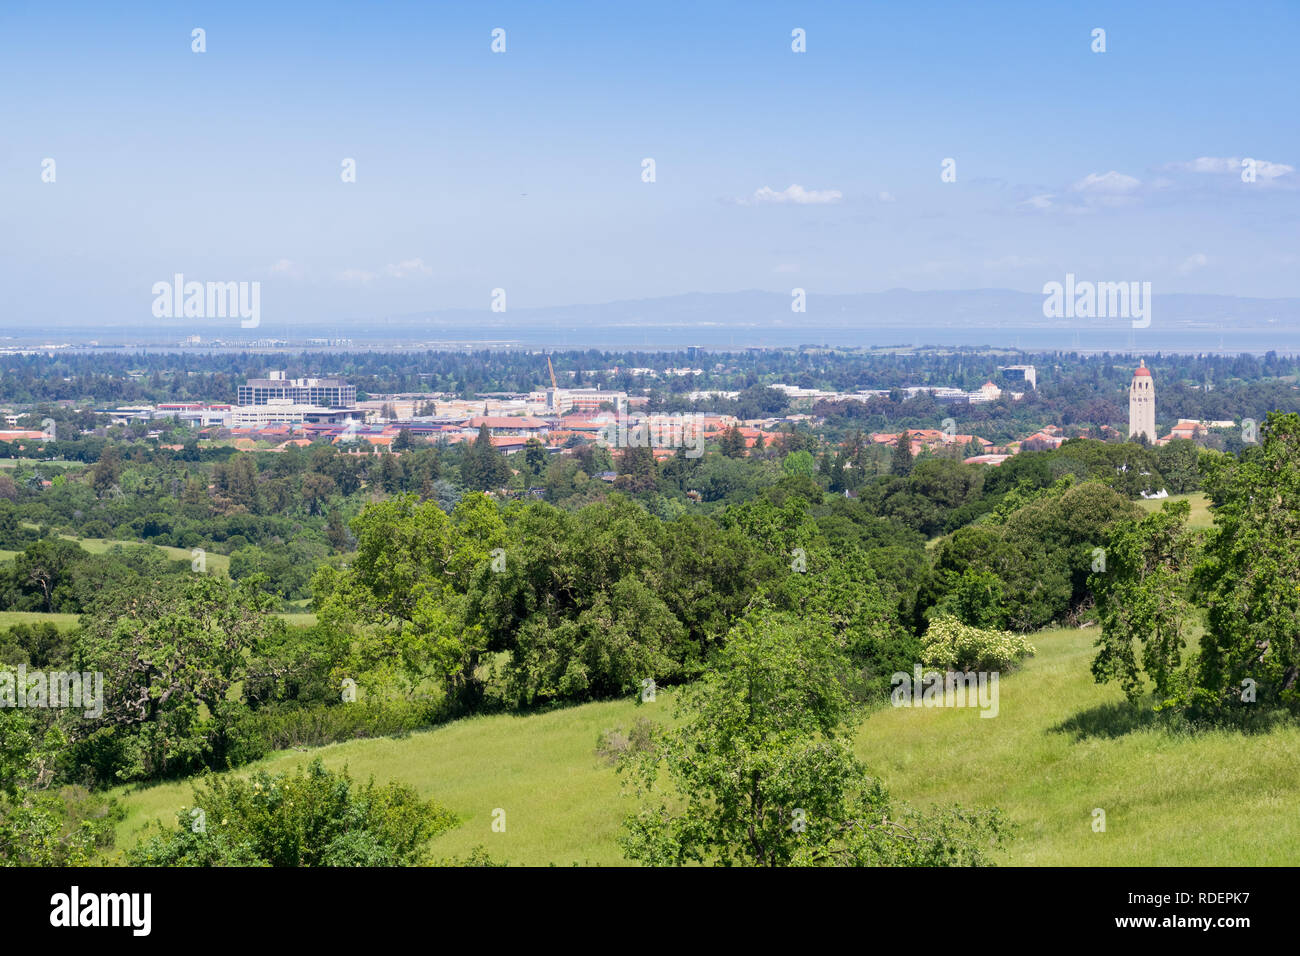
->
xmin=1129 ymin=359 xmax=1156 ymax=443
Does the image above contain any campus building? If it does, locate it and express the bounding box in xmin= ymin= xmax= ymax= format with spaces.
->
xmin=237 ymin=371 xmax=356 ymax=408
xmin=229 ymin=401 xmax=363 ymax=428
xmin=530 ymin=387 xmax=627 ymax=415
xmin=1129 ymin=360 xmax=1157 ymax=443
xmin=999 ymin=364 xmax=1037 ymax=391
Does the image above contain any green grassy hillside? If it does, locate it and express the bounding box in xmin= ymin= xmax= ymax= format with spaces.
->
xmin=109 ymin=623 xmax=1300 ymax=866
xmin=856 ymin=625 xmax=1300 ymax=865
xmin=113 ymin=698 xmax=647 ymax=866
xmin=0 ymin=534 xmax=233 ymax=575
xmin=62 ymin=536 xmax=232 ymax=575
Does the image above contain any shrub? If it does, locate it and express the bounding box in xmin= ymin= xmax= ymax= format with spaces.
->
xmin=595 ymin=716 xmax=658 ymax=765
xmin=0 ymin=787 xmax=122 ymax=866
xmin=435 ymin=845 xmax=508 ymax=867
xmin=128 ymin=759 xmax=457 ymax=867
xmin=78 ymin=520 xmax=113 ymax=539
xmin=921 ymin=616 xmax=1035 ymax=672
xmin=233 ymin=699 xmax=443 ymax=754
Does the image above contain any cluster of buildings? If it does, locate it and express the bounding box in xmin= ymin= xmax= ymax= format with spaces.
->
xmin=97 ymin=372 xmax=361 ymax=430
xmin=191 ymin=411 xmax=777 ymax=458
xmin=95 ymin=365 xmax=1040 ymax=440
xmin=97 ymin=370 xmax=617 ymax=431
xmin=7 ymin=361 xmax=1244 ymax=473
xmin=83 ymin=369 xmax=779 ymax=457
xmin=696 ymin=366 xmax=1034 ymax=407
xmin=864 ymin=362 xmax=1213 ymax=467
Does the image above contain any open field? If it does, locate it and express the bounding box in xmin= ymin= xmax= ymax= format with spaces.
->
xmin=110 ymin=623 xmax=1300 ymax=866
xmin=112 ymin=697 xmax=648 ymax=866
xmin=0 ymin=458 xmax=85 ymax=469
xmin=856 ymin=625 xmax=1300 ymax=865
xmin=1 ymin=532 xmax=234 ymax=575
xmin=0 ymin=611 xmax=83 ymax=631
xmin=1136 ymin=491 xmax=1214 ymax=528
xmin=62 ymin=537 xmax=232 ymax=575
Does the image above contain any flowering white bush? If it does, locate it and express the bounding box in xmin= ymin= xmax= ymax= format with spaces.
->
xmin=921 ymin=617 xmax=1035 ymax=672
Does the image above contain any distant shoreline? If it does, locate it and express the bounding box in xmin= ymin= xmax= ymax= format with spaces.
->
xmin=2 ymin=327 xmax=1297 ymax=357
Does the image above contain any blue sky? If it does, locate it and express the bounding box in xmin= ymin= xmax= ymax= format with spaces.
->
xmin=2 ymin=0 xmax=1297 ymax=329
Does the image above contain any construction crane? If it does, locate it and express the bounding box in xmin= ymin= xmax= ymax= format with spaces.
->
xmin=545 ymin=356 xmax=561 ymax=414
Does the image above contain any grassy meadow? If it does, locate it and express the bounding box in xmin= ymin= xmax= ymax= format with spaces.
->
xmin=108 ymin=623 xmax=1300 ymax=866
xmin=63 ymin=536 xmax=233 ymax=575
xmin=1136 ymin=491 xmax=1214 ymax=528
xmin=0 ymin=611 xmax=83 ymax=631
xmin=857 ymin=625 xmax=1300 ymax=865
xmin=2 ymin=531 xmax=234 ymax=575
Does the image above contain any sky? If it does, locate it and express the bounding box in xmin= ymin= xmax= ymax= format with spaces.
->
xmin=2 ymin=0 xmax=1298 ymax=332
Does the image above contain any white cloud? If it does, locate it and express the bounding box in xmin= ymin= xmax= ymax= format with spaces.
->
xmin=877 ymin=191 xmax=896 ymax=203
xmin=773 ymin=263 xmax=800 ymax=274
xmin=1069 ymin=171 xmax=1141 ymax=194
xmin=1242 ymin=159 xmax=1292 ymax=179
xmin=384 ymin=257 xmax=433 ymax=278
xmin=337 ymin=258 xmax=432 ymax=283
xmin=1165 ymin=156 xmax=1294 ymax=180
xmin=269 ymin=259 xmax=307 ymax=280
xmin=1178 ymin=253 xmax=1209 ymax=274
xmin=742 ymin=184 xmax=842 ymax=205
xmin=1018 ymin=194 xmax=1055 ymax=210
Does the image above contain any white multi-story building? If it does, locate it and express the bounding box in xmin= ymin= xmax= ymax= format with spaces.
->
xmin=238 ymin=370 xmax=356 ymax=407
xmin=968 ymin=381 xmax=1004 ymax=404
xmin=529 ymin=388 xmax=627 ymax=415
xmin=229 ymin=400 xmax=361 ymax=428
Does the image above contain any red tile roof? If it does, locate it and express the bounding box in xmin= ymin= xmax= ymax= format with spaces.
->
xmin=466 ymin=416 xmax=551 ymax=429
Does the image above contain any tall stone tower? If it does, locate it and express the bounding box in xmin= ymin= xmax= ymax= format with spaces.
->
xmin=1129 ymin=359 xmax=1156 ymax=443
